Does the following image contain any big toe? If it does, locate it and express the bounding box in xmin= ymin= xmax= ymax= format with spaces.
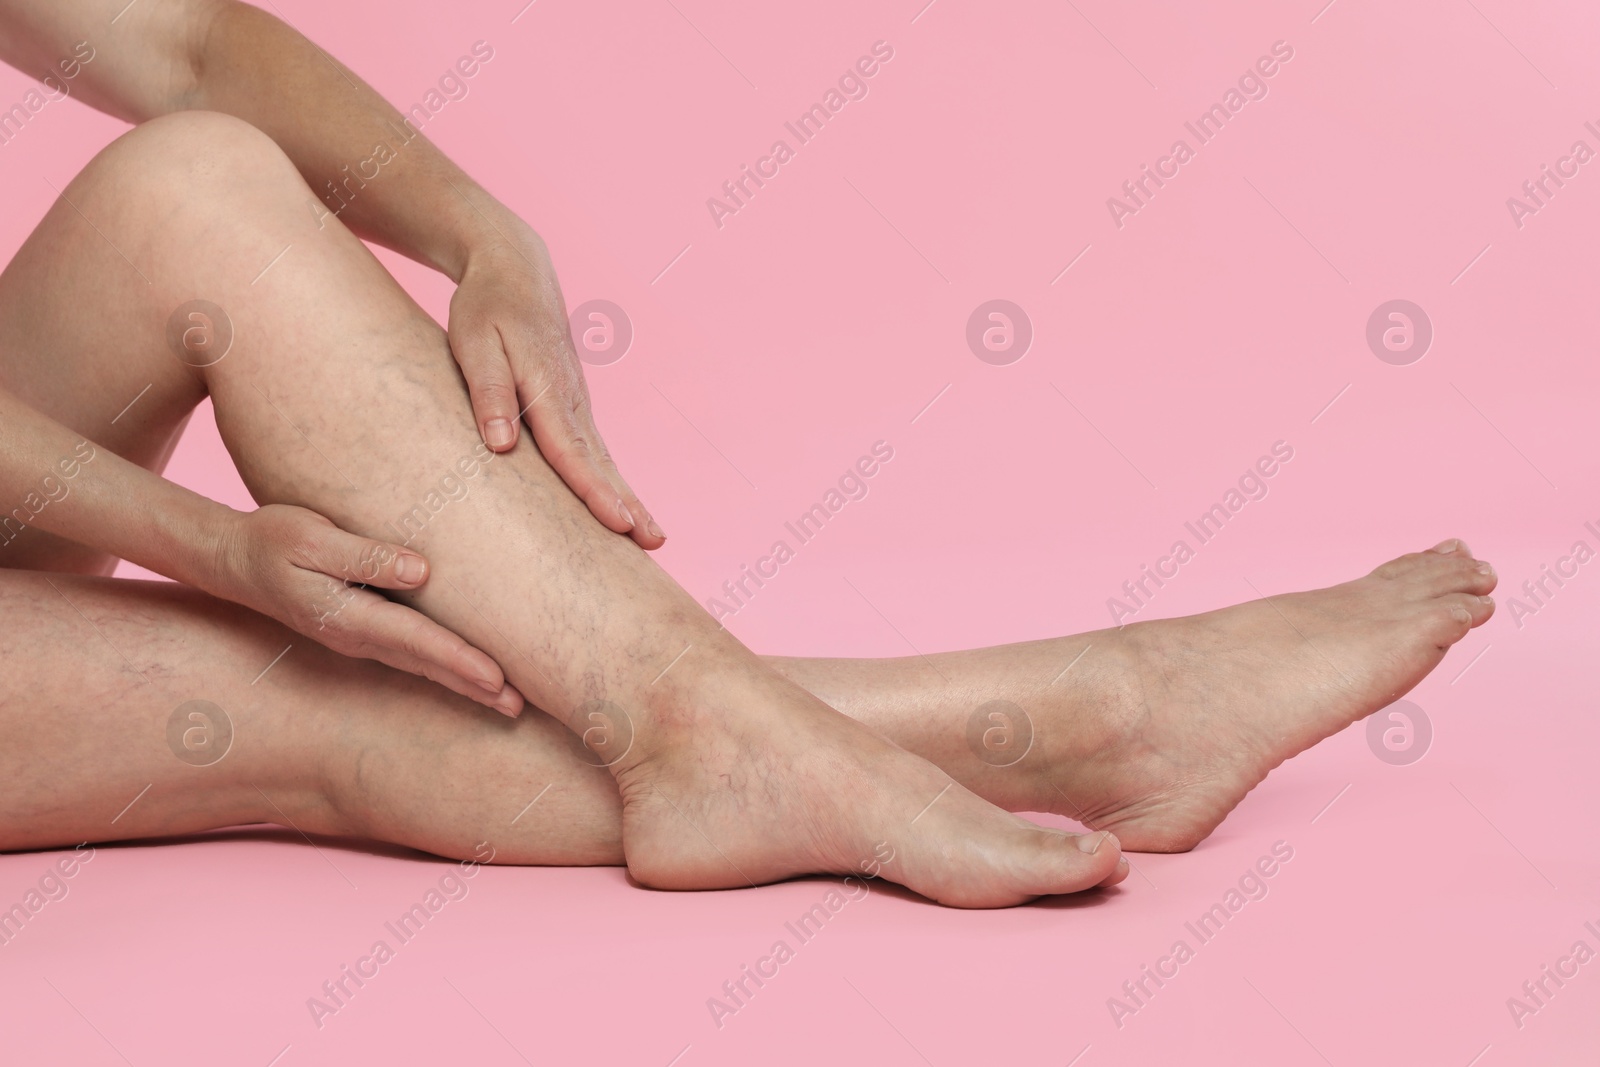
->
xmin=1429 ymin=537 xmax=1473 ymax=557
xmin=996 ymin=825 xmax=1127 ymax=901
xmin=910 ymin=816 xmax=1126 ymax=908
xmin=1375 ymin=541 xmax=1496 ymax=597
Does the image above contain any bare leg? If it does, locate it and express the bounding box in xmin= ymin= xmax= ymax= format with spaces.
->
xmin=10 ymin=111 xmax=1126 ymax=906
xmin=0 ymin=112 xmax=1496 ymax=874
xmin=0 ymin=536 xmax=1496 ymax=867
xmin=0 ymin=569 xmax=621 ymax=864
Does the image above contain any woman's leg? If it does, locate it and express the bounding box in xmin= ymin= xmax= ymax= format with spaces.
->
xmin=8 ymin=110 xmax=1125 ymax=906
xmin=0 ymin=569 xmax=621 ymax=864
xmin=0 ymin=549 xmax=1496 ymax=866
xmin=0 ymin=110 xmax=1496 ymax=876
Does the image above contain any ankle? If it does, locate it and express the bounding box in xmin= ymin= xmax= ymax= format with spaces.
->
xmin=583 ymin=656 xmax=807 ymax=779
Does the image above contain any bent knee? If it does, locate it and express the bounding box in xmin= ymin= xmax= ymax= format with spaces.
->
xmin=67 ymin=110 xmax=309 ymax=225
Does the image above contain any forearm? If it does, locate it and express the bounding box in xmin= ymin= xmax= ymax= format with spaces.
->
xmin=0 ymin=0 xmax=523 ymax=280
xmin=186 ymin=2 xmax=520 ymax=281
xmin=0 ymin=384 xmax=231 ymax=586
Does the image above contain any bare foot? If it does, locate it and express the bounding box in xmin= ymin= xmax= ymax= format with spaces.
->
xmin=774 ymin=537 xmax=1497 ymax=857
xmin=1015 ymin=539 xmax=1496 ymax=851
xmin=605 ymin=665 xmax=1129 ymax=908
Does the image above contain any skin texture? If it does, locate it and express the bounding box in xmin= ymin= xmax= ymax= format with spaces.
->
xmin=0 ymin=547 xmax=1498 ymax=863
xmin=0 ymin=112 xmax=1497 ymax=907
xmin=0 ymin=110 xmax=1131 ymax=908
xmin=0 ymin=0 xmax=656 ymax=709
xmin=767 ymin=539 xmax=1497 ymax=851
xmin=0 ymin=2 xmax=1498 ymax=907
xmin=0 ymin=570 xmax=626 ymax=867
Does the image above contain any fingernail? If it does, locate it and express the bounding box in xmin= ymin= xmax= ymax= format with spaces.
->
xmin=1076 ymin=830 xmax=1111 ymax=854
xmin=499 ymin=692 xmax=524 ymax=718
xmin=647 ymin=518 xmax=665 ymax=540
xmin=475 ymin=672 xmax=503 ymax=694
xmin=616 ymin=499 xmax=635 ymax=529
xmin=396 ymin=554 xmax=426 ymax=583
xmin=485 ymin=419 xmax=516 ymax=448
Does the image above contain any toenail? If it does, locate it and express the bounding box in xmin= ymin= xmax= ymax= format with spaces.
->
xmin=1431 ymin=539 xmax=1460 ymax=554
xmin=1451 ymin=606 xmax=1471 ymax=624
xmin=1476 ymin=561 xmax=1495 ymax=576
xmin=1076 ymin=831 xmax=1111 ymax=854
xmin=1480 ymin=595 xmax=1494 ymax=606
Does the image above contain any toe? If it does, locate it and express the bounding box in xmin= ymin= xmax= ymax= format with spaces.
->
xmin=1419 ymin=554 xmax=1498 ymax=598
xmin=1464 ymin=593 xmax=1496 ymax=627
xmin=1373 ymin=540 xmax=1478 ymax=581
xmin=1099 ymin=853 xmax=1131 ymax=888
xmin=1035 ymin=828 xmax=1124 ymax=895
xmin=1422 ymin=592 xmax=1494 ymax=644
xmin=939 ymin=826 xmax=1123 ymax=907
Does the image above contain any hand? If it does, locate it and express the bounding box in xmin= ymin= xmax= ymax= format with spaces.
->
xmin=447 ymin=228 xmax=665 ymax=550
xmin=210 ymin=504 xmax=525 ymax=716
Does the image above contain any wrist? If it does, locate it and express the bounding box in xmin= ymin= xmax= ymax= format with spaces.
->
xmin=453 ymin=207 xmax=545 ymax=284
xmin=150 ymin=490 xmax=244 ymax=596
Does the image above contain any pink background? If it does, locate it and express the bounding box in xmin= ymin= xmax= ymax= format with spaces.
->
xmin=2 ymin=0 xmax=1598 ymax=1063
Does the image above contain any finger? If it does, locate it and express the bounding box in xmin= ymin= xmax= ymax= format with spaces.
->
xmin=378 ymin=644 xmax=526 ymax=717
xmin=334 ymin=594 xmax=520 ymax=710
xmin=523 ymin=366 xmax=666 ymax=549
xmin=450 ymin=324 xmax=522 ymax=452
xmin=574 ymin=404 xmax=666 ymax=551
xmin=521 ymin=369 xmax=642 ymax=539
xmin=311 ymin=590 xmax=523 ymax=714
xmin=305 ymin=526 xmax=430 ymax=592
xmin=608 ymin=468 xmax=663 ymax=551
